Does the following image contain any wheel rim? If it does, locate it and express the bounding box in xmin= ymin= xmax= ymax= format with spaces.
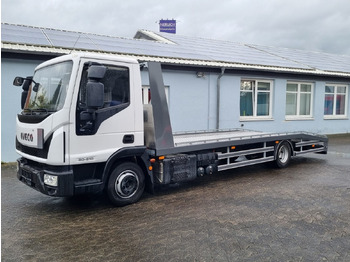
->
xmin=278 ymin=145 xmax=289 ymax=163
xmin=115 ymin=170 xmax=139 ymax=199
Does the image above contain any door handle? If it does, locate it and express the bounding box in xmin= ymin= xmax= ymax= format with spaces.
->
xmin=123 ymin=134 xmax=134 ymax=144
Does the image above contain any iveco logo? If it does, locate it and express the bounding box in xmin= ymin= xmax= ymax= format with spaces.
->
xmin=21 ymin=133 xmax=34 ymax=142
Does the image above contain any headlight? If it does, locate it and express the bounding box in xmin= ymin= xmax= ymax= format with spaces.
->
xmin=44 ymin=174 xmax=58 ymax=187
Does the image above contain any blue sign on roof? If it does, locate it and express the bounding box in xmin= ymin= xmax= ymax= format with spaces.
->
xmin=159 ymin=19 xmax=176 ymax=34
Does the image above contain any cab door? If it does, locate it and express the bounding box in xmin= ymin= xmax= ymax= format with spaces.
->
xmin=69 ymin=59 xmax=139 ymax=165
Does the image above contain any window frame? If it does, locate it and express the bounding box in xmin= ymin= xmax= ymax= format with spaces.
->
xmin=78 ymin=64 xmax=130 ymax=109
xmin=76 ymin=62 xmax=131 ymax=136
xmin=239 ymin=79 xmax=273 ymax=121
xmin=285 ymin=81 xmax=314 ymax=120
xmin=324 ymin=84 xmax=349 ymax=119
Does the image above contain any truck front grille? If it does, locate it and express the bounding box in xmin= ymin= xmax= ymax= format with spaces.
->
xmin=16 ymin=134 xmax=52 ymax=159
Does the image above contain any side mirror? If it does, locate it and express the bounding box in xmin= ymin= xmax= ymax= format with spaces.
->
xmin=78 ymin=64 xmax=106 ymax=133
xmin=85 ymin=64 xmax=106 ymax=108
xmin=22 ymin=77 xmax=33 ymax=91
xmin=13 ymin=77 xmax=24 ymax=86
xmin=32 ymin=83 xmax=40 ymax=93
xmin=87 ymin=65 xmax=107 ymax=79
xmin=15 ymin=76 xmax=33 ymax=109
xmin=86 ymin=82 xmax=104 ymax=108
xmin=21 ymin=92 xmax=28 ymax=109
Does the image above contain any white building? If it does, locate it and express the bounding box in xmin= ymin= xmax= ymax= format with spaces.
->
xmin=2 ymin=23 xmax=350 ymax=162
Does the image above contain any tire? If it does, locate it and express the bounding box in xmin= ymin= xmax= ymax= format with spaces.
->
xmin=107 ymin=162 xmax=145 ymax=206
xmin=274 ymin=141 xmax=292 ymax=168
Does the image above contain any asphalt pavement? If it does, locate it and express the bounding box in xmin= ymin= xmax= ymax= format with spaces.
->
xmin=2 ymin=135 xmax=350 ymax=261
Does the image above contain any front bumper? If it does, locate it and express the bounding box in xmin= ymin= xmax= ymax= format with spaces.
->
xmin=17 ymin=158 xmax=74 ymax=196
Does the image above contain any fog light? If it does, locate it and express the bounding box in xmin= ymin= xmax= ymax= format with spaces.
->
xmin=44 ymin=174 xmax=58 ymax=187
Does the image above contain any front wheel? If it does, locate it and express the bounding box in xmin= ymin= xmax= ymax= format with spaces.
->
xmin=274 ymin=141 xmax=292 ymax=168
xmin=107 ymin=162 xmax=145 ymax=206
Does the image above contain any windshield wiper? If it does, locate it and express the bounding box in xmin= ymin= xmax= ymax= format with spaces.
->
xmin=32 ymin=108 xmax=49 ymax=115
xmin=22 ymin=108 xmax=50 ymax=115
xmin=23 ymin=108 xmax=33 ymax=115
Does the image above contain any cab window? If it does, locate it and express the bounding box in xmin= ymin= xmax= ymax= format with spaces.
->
xmin=76 ymin=63 xmax=130 ymax=135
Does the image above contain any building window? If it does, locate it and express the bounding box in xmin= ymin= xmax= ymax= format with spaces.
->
xmin=286 ymin=82 xmax=313 ymax=119
xmin=240 ymin=80 xmax=272 ymax=118
xmin=324 ymin=84 xmax=348 ymax=118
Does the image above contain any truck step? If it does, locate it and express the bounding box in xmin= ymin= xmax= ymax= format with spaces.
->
xmin=74 ymin=179 xmax=103 ymax=187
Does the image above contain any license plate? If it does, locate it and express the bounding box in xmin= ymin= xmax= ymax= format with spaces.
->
xmin=21 ymin=169 xmax=33 ymax=186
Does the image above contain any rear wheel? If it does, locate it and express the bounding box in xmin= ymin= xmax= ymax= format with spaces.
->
xmin=107 ymin=162 xmax=145 ymax=206
xmin=275 ymin=141 xmax=292 ymax=168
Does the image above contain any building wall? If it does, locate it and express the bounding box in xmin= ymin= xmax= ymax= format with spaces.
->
xmin=1 ymin=58 xmax=47 ymax=162
xmin=2 ymin=58 xmax=350 ymax=162
xmin=142 ymin=68 xmax=350 ymax=135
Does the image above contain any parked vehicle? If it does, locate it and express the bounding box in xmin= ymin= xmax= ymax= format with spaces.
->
xmin=14 ymin=53 xmax=328 ymax=206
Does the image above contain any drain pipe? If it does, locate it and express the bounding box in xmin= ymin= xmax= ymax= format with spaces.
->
xmin=216 ymin=67 xmax=225 ymax=130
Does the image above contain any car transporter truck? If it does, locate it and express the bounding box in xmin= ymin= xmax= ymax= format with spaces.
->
xmin=14 ymin=53 xmax=328 ymax=206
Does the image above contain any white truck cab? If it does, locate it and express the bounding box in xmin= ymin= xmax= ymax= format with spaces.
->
xmin=16 ymin=53 xmax=148 ymax=205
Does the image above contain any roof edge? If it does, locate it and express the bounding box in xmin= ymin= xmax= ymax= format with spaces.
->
xmin=3 ymin=42 xmax=350 ymax=78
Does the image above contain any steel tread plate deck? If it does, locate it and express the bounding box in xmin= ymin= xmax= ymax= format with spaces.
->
xmin=154 ymin=129 xmax=328 ymax=156
xmin=173 ymin=129 xmax=265 ymax=146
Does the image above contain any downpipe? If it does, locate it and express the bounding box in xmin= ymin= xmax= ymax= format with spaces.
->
xmin=216 ymin=67 xmax=225 ymax=130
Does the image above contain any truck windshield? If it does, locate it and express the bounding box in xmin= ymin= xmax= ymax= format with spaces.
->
xmin=24 ymin=61 xmax=73 ymax=112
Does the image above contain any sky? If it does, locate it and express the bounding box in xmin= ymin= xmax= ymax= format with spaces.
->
xmin=1 ymin=0 xmax=350 ymax=55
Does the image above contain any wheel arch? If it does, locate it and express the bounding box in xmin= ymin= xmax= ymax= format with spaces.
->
xmin=274 ymin=140 xmax=293 ymax=168
xmin=275 ymin=139 xmax=294 ymax=159
xmin=102 ymin=146 xmax=154 ymax=193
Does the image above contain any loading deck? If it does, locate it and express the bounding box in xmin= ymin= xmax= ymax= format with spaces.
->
xmin=172 ymin=129 xmax=328 ymax=171
xmin=153 ymin=128 xmax=328 ymax=156
xmin=173 ymin=129 xmax=268 ymax=147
